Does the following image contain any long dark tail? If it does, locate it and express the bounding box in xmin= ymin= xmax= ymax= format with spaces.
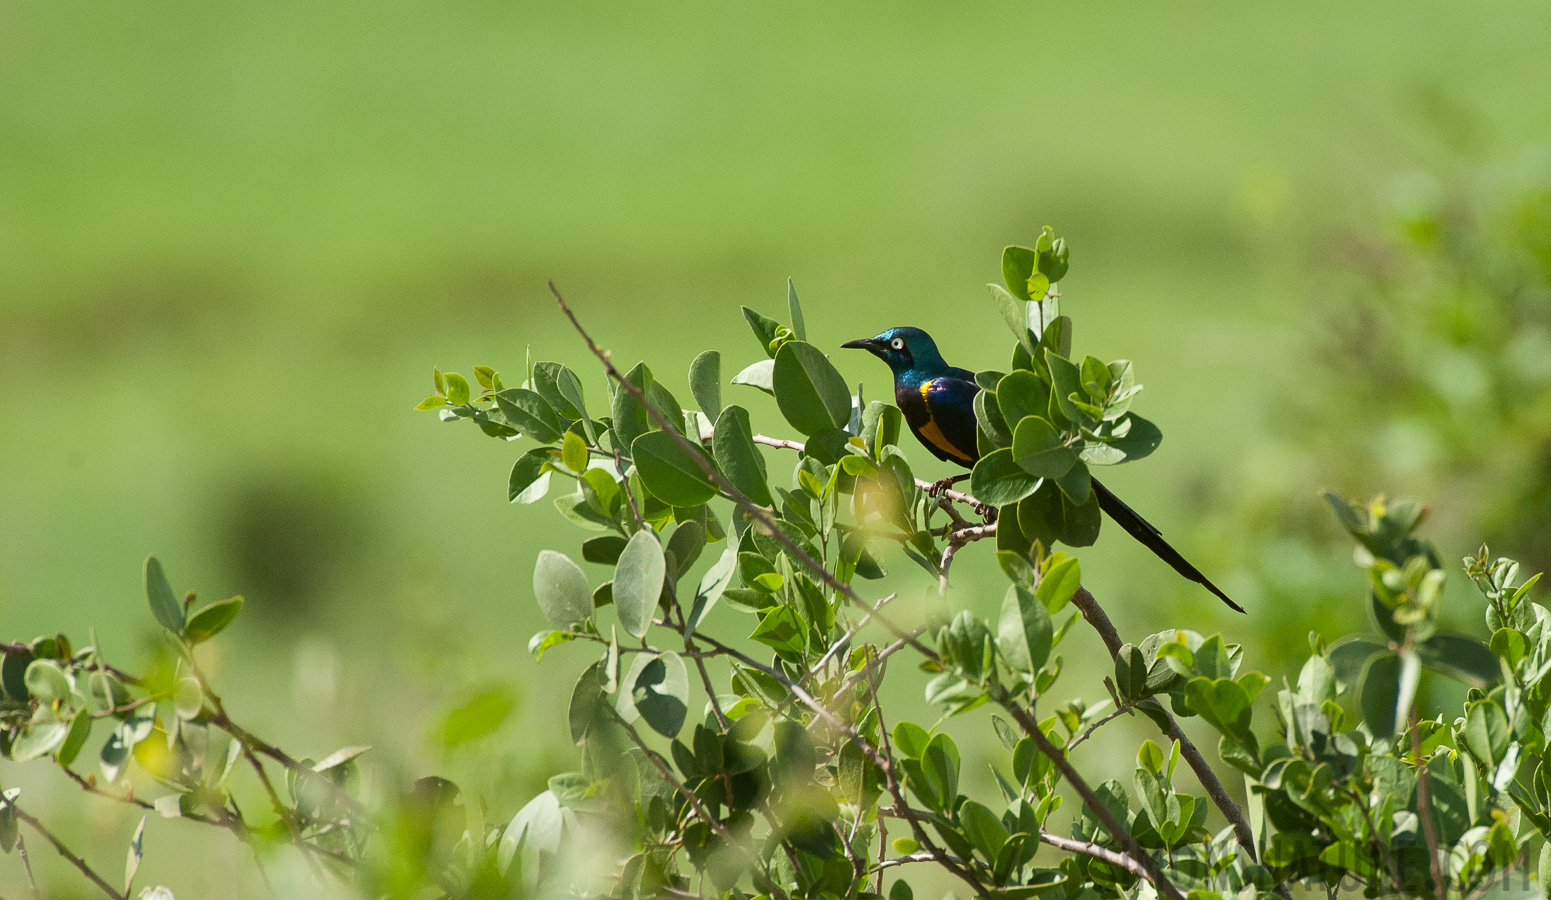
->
xmin=1091 ymin=478 xmax=1244 ymax=613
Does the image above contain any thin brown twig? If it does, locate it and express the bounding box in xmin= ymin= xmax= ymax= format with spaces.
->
xmin=1067 ymin=585 xmax=1264 ymax=868
xmin=994 ymin=693 xmax=1182 ymax=900
xmin=244 ymin=748 xmax=325 ymax=879
xmin=864 ymin=663 xmax=991 ymax=898
xmin=15 ymin=831 xmax=40 ymax=900
xmin=1066 ymin=703 xmax=1132 ymax=752
xmin=8 ymin=804 xmax=122 ymax=900
xmin=1410 ymin=704 xmax=1446 ymax=892
xmin=183 ymin=647 xmax=365 ymax=820
xmin=608 ymin=710 xmax=791 ymax=900
xmin=1039 ymin=831 xmax=1156 ymax=883
xmin=871 ymin=851 xmax=964 ymax=871
xmin=550 ymin=283 xmax=935 ymax=662
xmin=682 ymin=624 xmax=991 ymax=897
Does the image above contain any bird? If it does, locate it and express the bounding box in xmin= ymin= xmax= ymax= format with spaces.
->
xmin=842 ymin=326 xmax=1243 ymax=613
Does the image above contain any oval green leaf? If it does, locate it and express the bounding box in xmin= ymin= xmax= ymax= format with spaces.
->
xmin=532 ymin=550 xmax=592 ymax=629
xmin=712 ymin=405 xmax=772 ymax=506
xmin=614 ymin=530 xmax=666 ymax=639
xmin=971 ymin=448 xmax=1041 ymax=507
xmin=688 ymin=350 xmax=722 ymax=414
xmin=144 ymin=555 xmax=185 ymax=635
xmin=184 ymin=596 xmax=244 ymax=644
xmin=1012 ymin=416 xmax=1077 ymax=479
xmin=631 ymin=431 xmax=718 ymax=507
xmin=772 ymin=341 xmax=851 ymax=436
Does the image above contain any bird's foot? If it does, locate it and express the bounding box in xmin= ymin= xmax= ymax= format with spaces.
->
xmin=926 ymin=475 xmax=966 ymax=498
xmin=974 ymin=501 xmax=996 ymax=520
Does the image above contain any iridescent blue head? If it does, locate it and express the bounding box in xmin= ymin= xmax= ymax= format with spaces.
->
xmin=841 ymin=326 xmax=949 ymax=383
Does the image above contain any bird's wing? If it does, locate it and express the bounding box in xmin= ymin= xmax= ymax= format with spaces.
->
xmin=1091 ymin=478 xmax=1245 ymax=613
xmin=913 ymin=375 xmax=981 ymax=467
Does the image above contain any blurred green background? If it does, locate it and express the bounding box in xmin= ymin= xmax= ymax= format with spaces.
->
xmin=4 ymin=2 xmax=1551 ymax=895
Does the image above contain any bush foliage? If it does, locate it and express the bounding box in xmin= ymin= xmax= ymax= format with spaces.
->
xmin=5 ymin=227 xmax=1550 ymax=899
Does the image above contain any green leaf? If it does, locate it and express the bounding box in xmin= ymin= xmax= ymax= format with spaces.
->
xmin=618 ymin=652 xmax=689 ymax=738
xmin=561 ymin=430 xmax=588 ymax=474
xmin=57 ymin=710 xmax=92 ymax=766
xmin=712 ymin=405 xmax=772 ymax=506
xmin=996 ymin=370 xmax=1047 ymax=428
xmin=750 ymin=606 xmax=806 ymax=660
xmin=439 ymin=685 xmax=518 ymax=748
xmin=414 ymin=395 xmax=445 ymax=411
xmin=1417 ymin=633 xmax=1499 ymax=687
xmin=24 ymin=658 xmax=70 ymax=703
xmin=862 ymin=401 xmax=903 ymax=455
xmin=10 ymin=722 xmax=69 ymax=762
xmin=144 ymin=556 xmax=185 ymax=635
xmin=568 ymin=663 xmax=605 ymax=744
xmin=892 ymin=722 xmax=930 ymax=759
xmin=632 ymin=431 xmax=718 ymax=507
xmin=730 ymin=359 xmax=775 ymax=395
xmin=527 ymin=629 xmax=574 ymax=661
xmin=1012 ymin=416 xmax=1077 ymax=479
xmin=972 ymin=448 xmax=1042 ymax=506
xmin=1327 ymin=636 xmax=1383 ymax=690
xmin=664 ymin=521 xmax=705 ymax=583
xmin=610 ymin=363 xmax=653 ymax=450
xmin=1043 ymin=350 xmax=1086 ymax=425
xmin=1026 ymin=272 xmax=1050 ymax=301
xmin=533 ymin=362 xmax=584 ymax=420
xmin=959 ymin=799 xmax=1009 ymax=860
xmin=125 ymin=816 xmax=146 ymax=893
xmin=688 ymin=350 xmax=722 ymax=414
xmin=1463 ymin=700 xmax=1510 ymax=766
xmin=614 ymin=530 xmax=666 ymax=639
xmin=1053 ymin=459 xmax=1091 ymax=506
xmin=687 ymin=548 xmax=737 ymax=635
xmin=495 ymin=388 xmax=564 ymax=444
xmin=921 ymin=733 xmax=961 ymax=810
xmin=508 ymin=448 xmax=554 ymax=504
xmin=1183 ymin=677 xmax=1252 ymax=738
xmin=997 ymin=551 xmax=1036 ymax=589
xmin=786 ymin=278 xmax=806 ymax=341
xmin=1037 ymin=554 xmax=1081 ymax=613
xmin=533 ymin=550 xmax=592 ymax=629
xmin=184 ymin=596 xmax=243 ymax=644
xmin=1002 ymin=245 xmax=1038 ymax=301
xmin=1358 ymin=651 xmax=1402 ymax=736
xmin=582 ymin=535 xmax=628 ymax=565
xmin=998 ymin=586 xmax=1053 ymax=675
xmin=444 ymin=372 xmax=471 ymax=406
xmin=742 ymin=307 xmax=784 ymax=357
xmin=772 ymin=341 xmax=851 ymax=435
xmin=501 ymin=791 xmax=562 ymax=871
xmin=989 ymin=283 xmax=1035 ymax=353
xmin=1096 ymin=413 xmax=1163 ymax=464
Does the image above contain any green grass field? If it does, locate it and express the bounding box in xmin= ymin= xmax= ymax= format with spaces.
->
xmin=3 ymin=3 xmax=1550 ymax=894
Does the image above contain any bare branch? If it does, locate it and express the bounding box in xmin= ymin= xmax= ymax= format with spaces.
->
xmin=994 ymin=691 xmax=1184 ymax=900
xmin=1065 ymin=703 xmax=1132 ymax=752
xmin=608 ymin=709 xmax=792 ymax=900
xmin=1068 ymin=585 xmax=1264 ymax=868
xmin=550 ymin=283 xmax=935 ymax=661
xmin=1039 ymin=831 xmax=1155 ymax=883
xmin=8 ymin=803 xmax=122 ymax=900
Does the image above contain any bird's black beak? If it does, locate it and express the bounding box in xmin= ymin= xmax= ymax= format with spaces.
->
xmin=841 ymin=337 xmax=884 ymax=355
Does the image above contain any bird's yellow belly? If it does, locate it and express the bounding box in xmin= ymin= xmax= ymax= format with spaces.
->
xmin=918 ymin=417 xmax=975 ymax=463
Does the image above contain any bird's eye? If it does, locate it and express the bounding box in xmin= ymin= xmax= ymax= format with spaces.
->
xmin=890 ymin=338 xmax=904 ymax=351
